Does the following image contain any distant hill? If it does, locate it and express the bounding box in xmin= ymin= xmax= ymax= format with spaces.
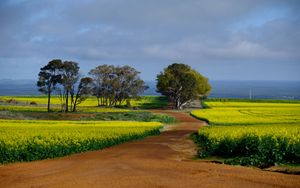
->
xmin=0 ymin=79 xmax=299 ymax=99
xmin=0 ymin=79 xmax=39 ymax=95
xmin=209 ymin=80 xmax=300 ymax=99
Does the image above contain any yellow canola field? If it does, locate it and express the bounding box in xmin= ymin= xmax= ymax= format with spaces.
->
xmin=0 ymin=120 xmax=162 ymax=163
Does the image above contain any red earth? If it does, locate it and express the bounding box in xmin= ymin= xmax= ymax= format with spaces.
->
xmin=0 ymin=110 xmax=299 ymax=188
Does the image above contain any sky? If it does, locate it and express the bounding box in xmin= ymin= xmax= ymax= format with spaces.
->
xmin=0 ymin=0 xmax=300 ymax=81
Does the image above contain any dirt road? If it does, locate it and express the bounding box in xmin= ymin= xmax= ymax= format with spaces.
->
xmin=0 ymin=110 xmax=299 ymax=188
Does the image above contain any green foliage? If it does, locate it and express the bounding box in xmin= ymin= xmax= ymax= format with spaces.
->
xmin=80 ymin=111 xmax=176 ymax=124
xmin=156 ymin=63 xmax=211 ymax=110
xmin=60 ymin=61 xmax=80 ymax=112
xmin=37 ymin=59 xmax=63 ymax=112
xmin=89 ymin=65 xmax=148 ymax=107
xmin=0 ymin=120 xmax=162 ymax=164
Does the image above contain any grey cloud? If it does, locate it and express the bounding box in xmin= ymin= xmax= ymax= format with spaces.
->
xmin=0 ymin=0 xmax=299 ymax=80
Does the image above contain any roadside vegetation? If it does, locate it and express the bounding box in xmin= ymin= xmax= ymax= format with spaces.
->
xmin=0 ymin=94 xmax=174 ymax=164
xmin=191 ymin=100 xmax=300 ymax=168
xmin=0 ymin=120 xmax=162 ymax=163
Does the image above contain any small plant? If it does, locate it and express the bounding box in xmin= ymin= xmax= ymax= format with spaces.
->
xmin=6 ymin=98 xmax=18 ymax=104
xmin=30 ymin=101 xmax=38 ymax=105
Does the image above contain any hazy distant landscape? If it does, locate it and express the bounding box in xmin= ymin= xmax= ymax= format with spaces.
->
xmin=1 ymin=79 xmax=299 ymax=99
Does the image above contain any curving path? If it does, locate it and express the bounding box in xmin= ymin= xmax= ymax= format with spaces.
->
xmin=0 ymin=110 xmax=299 ymax=188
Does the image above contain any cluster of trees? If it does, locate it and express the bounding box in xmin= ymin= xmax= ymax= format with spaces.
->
xmin=38 ymin=59 xmax=211 ymax=112
xmin=37 ymin=59 xmax=147 ymax=112
xmin=156 ymin=63 xmax=211 ymax=110
xmin=89 ymin=65 xmax=148 ymax=107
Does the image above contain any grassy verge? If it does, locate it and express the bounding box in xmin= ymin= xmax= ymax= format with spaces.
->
xmin=0 ymin=110 xmax=175 ymax=124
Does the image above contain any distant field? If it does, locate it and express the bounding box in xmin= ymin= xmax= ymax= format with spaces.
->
xmin=192 ymin=101 xmax=300 ymax=125
xmin=0 ymin=96 xmax=174 ymax=123
xmin=0 ymin=95 xmax=168 ymax=109
xmin=191 ymin=100 xmax=300 ymax=167
xmin=0 ymin=105 xmax=130 ymax=113
xmin=0 ymin=120 xmax=162 ymax=163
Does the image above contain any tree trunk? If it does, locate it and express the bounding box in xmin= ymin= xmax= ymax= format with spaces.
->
xmin=97 ymin=97 xmax=100 ymax=106
xmin=175 ymin=98 xmax=181 ymax=110
xmin=72 ymin=89 xmax=80 ymax=112
xmin=65 ymin=91 xmax=69 ymax=112
xmin=72 ymin=97 xmax=78 ymax=112
xmin=47 ymin=89 xmax=51 ymax=112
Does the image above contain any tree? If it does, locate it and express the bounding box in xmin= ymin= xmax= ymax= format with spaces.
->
xmin=110 ymin=65 xmax=148 ymax=106
xmin=89 ymin=65 xmax=114 ymax=106
xmin=37 ymin=59 xmax=63 ymax=112
xmin=72 ymin=77 xmax=93 ymax=112
xmin=60 ymin=61 xmax=80 ymax=112
xmin=89 ymin=65 xmax=148 ymax=107
xmin=156 ymin=63 xmax=211 ymax=110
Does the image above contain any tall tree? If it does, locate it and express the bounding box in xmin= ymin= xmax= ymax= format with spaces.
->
xmin=37 ymin=59 xmax=63 ymax=112
xmin=111 ymin=65 xmax=148 ymax=106
xmin=72 ymin=77 xmax=93 ymax=112
xmin=61 ymin=61 xmax=80 ymax=112
xmin=89 ymin=65 xmax=114 ymax=106
xmin=156 ymin=63 xmax=211 ymax=110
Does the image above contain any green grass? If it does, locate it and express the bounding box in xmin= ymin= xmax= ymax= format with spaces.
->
xmin=0 ymin=120 xmax=162 ymax=164
xmin=191 ymin=100 xmax=300 ymax=167
xmin=0 ymin=111 xmax=176 ymax=123
xmin=80 ymin=111 xmax=176 ymax=124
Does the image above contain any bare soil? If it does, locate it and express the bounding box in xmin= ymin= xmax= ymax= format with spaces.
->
xmin=0 ymin=110 xmax=299 ymax=188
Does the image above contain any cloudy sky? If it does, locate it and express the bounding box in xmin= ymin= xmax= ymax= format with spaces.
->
xmin=0 ymin=0 xmax=299 ymax=81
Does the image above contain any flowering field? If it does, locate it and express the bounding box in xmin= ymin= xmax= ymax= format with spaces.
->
xmin=0 ymin=96 xmax=167 ymax=109
xmin=0 ymin=120 xmax=162 ymax=163
xmin=191 ymin=102 xmax=300 ymax=125
xmin=191 ymin=101 xmax=300 ymax=167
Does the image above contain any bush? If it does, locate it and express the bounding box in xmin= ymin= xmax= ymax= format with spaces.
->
xmin=30 ymin=101 xmax=38 ymax=105
xmin=6 ymin=98 xmax=18 ymax=104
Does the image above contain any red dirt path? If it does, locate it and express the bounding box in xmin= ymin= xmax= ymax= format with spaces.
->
xmin=0 ymin=110 xmax=299 ymax=188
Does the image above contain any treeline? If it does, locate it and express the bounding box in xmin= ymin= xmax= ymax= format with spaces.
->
xmin=37 ymin=59 xmax=147 ymax=112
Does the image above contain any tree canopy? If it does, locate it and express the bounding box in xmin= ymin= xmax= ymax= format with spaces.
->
xmin=156 ymin=63 xmax=211 ymax=110
xmin=37 ymin=59 xmax=63 ymax=112
xmin=37 ymin=59 xmax=93 ymax=112
xmin=89 ymin=65 xmax=148 ymax=107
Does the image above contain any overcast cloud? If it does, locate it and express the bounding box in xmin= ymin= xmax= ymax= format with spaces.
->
xmin=0 ymin=0 xmax=299 ymax=80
